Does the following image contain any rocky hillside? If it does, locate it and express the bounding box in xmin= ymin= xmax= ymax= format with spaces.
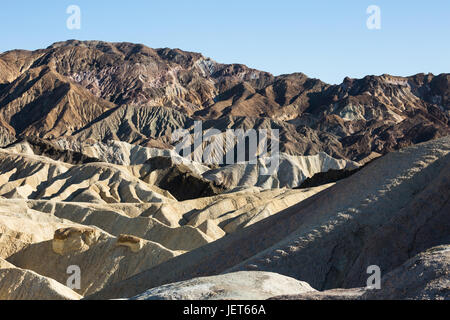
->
xmin=87 ymin=136 xmax=450 ymax=300
xmin=0 ymin=41 xmax=448 ymax=161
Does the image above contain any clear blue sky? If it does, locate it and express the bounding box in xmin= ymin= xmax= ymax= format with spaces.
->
xmin=1 ymin=0 xmax=449 ymax=84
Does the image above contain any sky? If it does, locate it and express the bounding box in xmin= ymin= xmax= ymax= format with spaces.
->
xmin=0 ymin=0 xmax=449 ymax=84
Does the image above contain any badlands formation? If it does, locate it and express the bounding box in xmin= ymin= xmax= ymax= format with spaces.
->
xmin=0 ymin=41 xmax=449 ymax=300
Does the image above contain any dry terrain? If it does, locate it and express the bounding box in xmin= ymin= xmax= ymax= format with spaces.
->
xmin=0 ymin=41 xmax=448 ymax=300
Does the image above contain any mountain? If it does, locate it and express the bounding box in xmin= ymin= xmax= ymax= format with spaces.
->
xmin=0 ymin=40 xmax=448 ymax=161
xmin=0 ymin=40 xmax=449 ymax=301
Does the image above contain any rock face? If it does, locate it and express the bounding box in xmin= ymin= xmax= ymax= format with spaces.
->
xmin=130 ymin=271 xmax=316 ymax=300
xmin=135 ymin=156 xmax=227 ymax=201
xmin=0 ymin=202 xmax=79 ymax=259
xmin=0 ymin=138 xmax=355 ymax=197
xmin=10 ymin=137 xmax=358 ymax=190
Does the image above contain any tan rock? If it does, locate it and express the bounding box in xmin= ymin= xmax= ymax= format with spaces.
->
xmin=52 ymin=227 xmax=100 ymax=255
xmin=116 ymin=234 xmax=143 ymax=253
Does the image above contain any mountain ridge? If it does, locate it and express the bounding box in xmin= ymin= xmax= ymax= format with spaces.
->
xmin=1 ymin=40 xmax=448 ymax=162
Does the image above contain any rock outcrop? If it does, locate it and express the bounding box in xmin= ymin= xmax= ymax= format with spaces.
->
xmin=116 ymin=234 xmax=144 ymax=253
xmin=52 ymin=227 xmax=101 ymax=255
xmin=130 ymin=271 xmax=316 ymax=300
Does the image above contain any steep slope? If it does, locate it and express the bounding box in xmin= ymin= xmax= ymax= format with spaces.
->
xmin=71 ymin=104 xmax=192 ymax=146
xmin=1 ymin=40 xmax=273 ymax=116
xmin=0 ymin=182 xmax=331 ymax=251
xmin=0 ymin=259 xmax=82 ymax=300
xmin=0 ymin=66 xmax=115 ymax=139
xmin=87 ymin=136 xmax=450 ymax=299
xmin=0 ymin=181 xmax=330 ymax=297
xmin=0 ymin=40 xmax=449 ymax=301
xmin=272 ymin=245 xmax=450 ymax=300
xmin=6 ymin=136 xmax=100 ymax=164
